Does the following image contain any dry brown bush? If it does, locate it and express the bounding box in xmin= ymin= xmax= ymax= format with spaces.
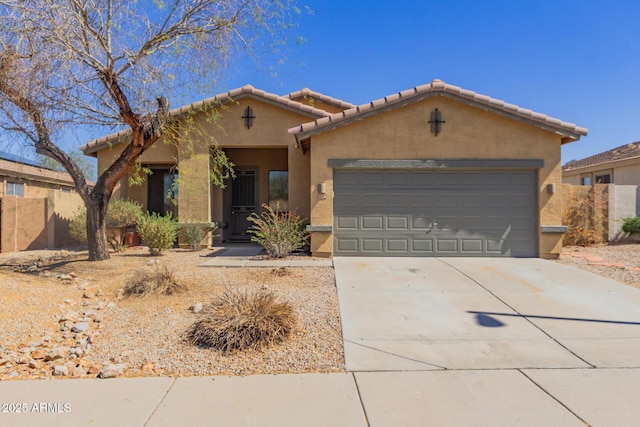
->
xmin=186 ymin=287 xmax=297 ymax=353
xmin=123 ymin=264 xmax=186 ymax=297
xmin=562 ymin=184 xmax=608 ymax=246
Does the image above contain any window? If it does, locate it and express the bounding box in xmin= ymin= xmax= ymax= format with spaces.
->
xmin=580 ymin=176 xmax=591 ymax=185
xmin=595 ymin=173 xmax=611 ymax=184
xmin=61 ymin=187 xmax=72 ymax=193
xmin=6 ymin=182 xmax=24 ymax=197
xmin=268 ymin=171 xmax=288 ymax=211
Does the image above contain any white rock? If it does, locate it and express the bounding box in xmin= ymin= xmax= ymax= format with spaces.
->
xmin=71 ymin=322 xmax=90 ymax=333
xmin=98 ymin=363 xmax=126 ymax=379
xmin=52 ymin=365 xmax=69 ymax=376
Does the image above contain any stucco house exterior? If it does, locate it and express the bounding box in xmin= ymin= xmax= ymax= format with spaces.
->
xmin=81 ymin=80 xmax=587 ymax=259
xmin=562 ymin=142 xmax=640 ymax=185
xmin=0 ymin=155 xmax=87 ymax=252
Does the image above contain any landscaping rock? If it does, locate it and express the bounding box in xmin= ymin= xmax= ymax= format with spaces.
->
xmin=192 ymin=302 xmax=203 ymax=314
xmin=71 ymin=322 xmax=90 ymax=333
xmin=45 ymin=347 xmax=67 ymax=361
xmin=98 ymin=363 xmax=126 ymax=379
xmin=30 ymin=349 xmax=47 ymax=360
xmin=52 ymin=365 xmax=69 ymax=376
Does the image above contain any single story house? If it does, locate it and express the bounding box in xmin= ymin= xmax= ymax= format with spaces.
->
xmin=81 ymin=80 xmax=587 ymax=258
xmin=562 ymin=142 xmax=640 ymax=185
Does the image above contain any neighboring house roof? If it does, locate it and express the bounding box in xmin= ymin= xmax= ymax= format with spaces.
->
xmin=0 ymin=156 xmax=81 ymax=188
xmin=288 ymin=79 xmax=588 ymax=144
xmin=562 ymin=142 xmax=640 ymax=172
xmin=81 ymin=85 xmax=334 ymax=156
xmin=286 ymin=88 xmax=356 ymax=111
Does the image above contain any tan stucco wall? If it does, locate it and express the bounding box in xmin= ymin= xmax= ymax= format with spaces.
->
xmin=0 ymin=190 xmax=85 ymax=253
xmin=307 ymin=95 xmax=565 ymax=258
xmin=1 ymin=196 xmax=47 ymax=252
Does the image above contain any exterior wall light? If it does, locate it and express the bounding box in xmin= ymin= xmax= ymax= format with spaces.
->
xmin=429 ymin=108 xmax=446 ymax=136
xmin=242 ymin=106 xmax=255 ymax=129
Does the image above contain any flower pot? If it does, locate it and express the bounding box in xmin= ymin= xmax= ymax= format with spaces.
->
xmin=124 ymin=231 xmax=141 ymax=247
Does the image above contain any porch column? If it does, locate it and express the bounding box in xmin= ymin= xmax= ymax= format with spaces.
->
xmin=177 ymin=139 xmax=211 ymax=224
xmin=287 ymin=144 xmax=310 ymax=220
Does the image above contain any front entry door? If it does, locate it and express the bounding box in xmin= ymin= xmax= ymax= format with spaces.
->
xmin=230 ymin=169 xmax=257 ymax=240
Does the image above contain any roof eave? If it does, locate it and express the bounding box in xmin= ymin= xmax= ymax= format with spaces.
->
xmin=81 ymin=87 xmax=331 ymax=155
xmin=289 ymin=89 xmax=588 ymax=143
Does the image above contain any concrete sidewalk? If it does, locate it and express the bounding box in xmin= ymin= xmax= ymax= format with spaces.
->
xmin=2 ymin=368 xmax=640 ymax=426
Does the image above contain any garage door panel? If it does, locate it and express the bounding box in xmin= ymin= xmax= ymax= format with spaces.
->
xmin=362 ymin=238 xmax=384 ymax=252
xmin=436 ymin=239 xmax=458 ymax=252
xmin=333 ymin=170 xmax=537 ymax=257
xmin=387 ymin=239 xmax=409 ymax=252
xmin=361 ymin=193 xmax=385 ymax=207
xmin=336 ymin=217 xmax=359 ymax=230
xmin=412 ymin=216 xmax=434 ymax=229
xmin=412 ymin=239 xmax=434 ymax=252
xmin=335 ymin=192 xmax=359 ymax=208
xmin=362 ymin=172 xmax=384 ymax=186
xmin=336 ymin=238 xmax=359 ymax=252
xmin=461 ymin=239 xmax=483 ymax=252
xmin=362 ymin=216 xmax=384 ymax=230
xmin=387 ymin=216 xmax=410 ymax=230
xmin=411 ymin=173 xmax=434 ymax=186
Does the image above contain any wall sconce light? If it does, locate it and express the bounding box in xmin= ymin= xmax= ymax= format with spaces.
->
xmin=546 ymin=183 xmax=556 ymax=194
xmin=428 ymin=108 xmax=446 ymax=136
xmin=242 ymin=106 xmax=255 ymax=129
xmin=317 ymin=182 xmax=326 ymax=194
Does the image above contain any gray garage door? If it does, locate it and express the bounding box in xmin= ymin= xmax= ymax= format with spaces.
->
xmin=333 ymin=170 xmax=537 ymax=257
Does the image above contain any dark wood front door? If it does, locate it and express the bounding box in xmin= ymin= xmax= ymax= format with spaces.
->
xmin=230 ymin=169 xmax=257 ymax=240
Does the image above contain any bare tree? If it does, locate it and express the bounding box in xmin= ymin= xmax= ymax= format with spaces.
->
xmin=0 ymin=0 xmax=300 ymax=260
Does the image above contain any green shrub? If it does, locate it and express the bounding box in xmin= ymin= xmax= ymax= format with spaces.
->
xmin=136 ymin=212 xmax=179 ymax=256
xmin=69 ymin=208 xmax=87 ymax=243
xmin=68 ymin=199 xmax=143 ymax=250
xmin=247 ymin=203 xmax=308 ymax=258
xmin=123 ymin=264 xmax=186 ymax=297
xmin=106 ymin=198 xmax=143 ymax=229
xmin=181 ymin=223 xmax=218 ymax=251
xmin=186 ymin=287 xmax=297 ymax=352
xmin=622 ymin=216 xmax=640 ymax=234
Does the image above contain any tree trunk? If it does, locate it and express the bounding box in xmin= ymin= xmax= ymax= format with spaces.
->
xmin=86 ymin=197 xmax=110 ymax=261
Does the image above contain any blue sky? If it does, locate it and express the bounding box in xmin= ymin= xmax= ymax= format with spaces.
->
xmin=220 ymin=0 xmax=640 ymax=164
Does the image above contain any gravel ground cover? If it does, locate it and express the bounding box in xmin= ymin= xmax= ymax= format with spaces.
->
xmin=557 ymin=242 xmax=640 ymax=289
xmin=0 ymin=248 xmax=344 ymax=380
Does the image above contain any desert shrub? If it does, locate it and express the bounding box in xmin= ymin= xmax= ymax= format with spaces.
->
xmin=136 ymin=212 xmax=179 ymax=256
xmin=247 ymin=203 xmax=308 ymax=258
xmin=106 ymin=199 xmax=143 ymax=251
xmin=69 ymin=209 xmax=87 ymax=243
xmin=68 ymin=199 xmax=143 ymax=250
xmin=186 ymin=287 xmax=297 ymax=352
xmin=181 ymin=223 xmax=218 ymax=251
xmin=562 ymin=185 xmax=607 ymax=246
xmin=622 ymin=216 xmax=640 ymax=234
xmin=123 ymin=264 xmax=186 ymax=296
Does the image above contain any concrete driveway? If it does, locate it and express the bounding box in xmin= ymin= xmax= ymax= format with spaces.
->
xmin=334 ymin=257 xmax=640 ymax=371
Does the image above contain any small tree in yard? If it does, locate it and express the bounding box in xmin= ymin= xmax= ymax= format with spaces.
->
xmin=0 ymin=0 xmax=302 ymax=261
xmin=247 ymin=203 xmax=308 ymax=258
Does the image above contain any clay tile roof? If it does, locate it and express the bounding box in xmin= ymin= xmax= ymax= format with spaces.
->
xmin=81 ymin=85 xmax=332 ymax=155
xmin=285 ymin=88 xmax=356 ymax=110
xmin=562 ymin=141 xmax=640 ymax=171
xmin=288 ymin=79 xmax=588 ymax=143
